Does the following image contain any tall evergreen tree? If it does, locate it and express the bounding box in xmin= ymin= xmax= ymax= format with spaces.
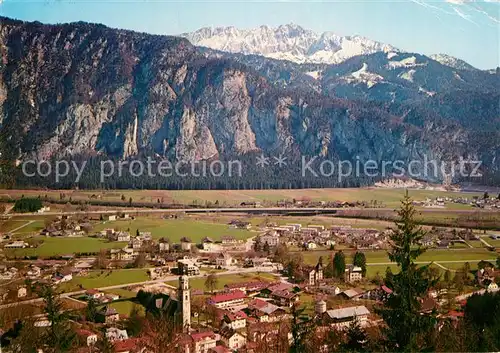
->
xmin=85 ymin=298 xmax=98 ymax=322
xmin=263 ymin=241 xmax=271 ymax=255
xmin=464 ymin=291 xmax=500 ymax=351
xmin=333 ymin=251 xmax=346 ymax=279
xmin=38 ymin=285 xmax=76 ymax=352
xmin=290 ymin=304 xmax=315 ymax=353
xmin=353 ymin=251 xmax=367 ymax=277
xmin=324 ymin=254 xmax=335 ymax=278
xmin=376 ymin=191 xmax=438 ymax=352
xmin=253 ymin=237 xmax=262 ymax=252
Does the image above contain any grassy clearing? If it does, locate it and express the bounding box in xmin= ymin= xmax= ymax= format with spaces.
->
xmin=93 ymin=218 xmax=252 ymax=243
xmin=436 ymin=262 xmax=479 ymax=271
xmin=165 ymin=272 xmax=278 ymax=291
xmin=0 ymin=220 xmax=30 ymax=232
xmin=59 ymin=269 xmax=149 ymax=292
xmin=5 ymin=237 xmax=127 ymax=257
xmin=469 ymin=240 xmax=485 ymax=248
xmin=0 ymin=220 xmax=44 ymax=234
xmin=365 ymin=264 xmax=399 ymax=278
xmin=109 ymin=301 xmax=144 ymax=317
xmin=104 ymin=288 xmax=137 ymax=298
xmin=298 ymin=293 xmax=316 ymax=315
xmin=485 ymin=239 xmax=500 ymax=247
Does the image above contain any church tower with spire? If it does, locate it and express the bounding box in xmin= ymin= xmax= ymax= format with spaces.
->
xmin=178 ymin=275 xmax=191 ymax=332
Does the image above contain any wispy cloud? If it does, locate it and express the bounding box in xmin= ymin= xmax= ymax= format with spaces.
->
xmin=452 ymin=6 xmax=480 ymax=24
xmin=470 ymin=2 xmax=500 ymax=23
xmin=411 ymin=0 xmax=500 ymax=25
xmin=409 ymin=0 xmax=455 ymax=18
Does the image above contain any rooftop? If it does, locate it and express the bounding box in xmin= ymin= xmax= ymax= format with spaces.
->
xmin=325 ymin=306 xmax=370 ymax=319
xmin=209 ymin=290 xmax=246 ymax=304
xmin=191 ymin=331 xmax=217 ymax=342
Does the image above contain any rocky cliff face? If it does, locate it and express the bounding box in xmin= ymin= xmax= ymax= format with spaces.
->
xmin=0 ymin=17 xmax=498 ymax=183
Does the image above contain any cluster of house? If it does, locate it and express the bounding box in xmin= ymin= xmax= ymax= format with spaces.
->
xmin=420 ymin=228 xmax=478 ymax=249
xmin=104 ymin=226 xmax=250 ymax=263
xmin=471 ymin=196 xmax=500 ymax=209
xmin=331 ymin=226 xmax=389 ymax=250
xmin=413 ymin=195 xmax=500 ymax=209
xmin=0 ymin=265 xmax=19 ymax=280
xmin=255 ymin=223 xmax=389 ymax=251
xmin=0 ymin=261 xmax=73 ymax=284
xmin=201 ymin=235 xmax=246 ymax=252
xmin=272 ymin=199 xmax=368 ymax=208
xmin=0 ymin=261 xmax=76 ymax=303
xmin=476 ymin=266 xmax=500 ymax=290
xmin=261 ymin=223 xmax=331 ymax=250
xmin=107 ymin=231 xmax=157 ymax=261
xmin=181 ymin=281 xmax=297 ymax=352
xmin=147 ymin=253 xmax=275 ymax=280
xmin=181 ymin=275 xmax=394 ymax=353
xmin=40 ymin=215 xmax=92 ymax=237
xmin=75 ymin=321 xmax=136 ymax=353
xmin=83 ymin=289 xmax=121 ymax=304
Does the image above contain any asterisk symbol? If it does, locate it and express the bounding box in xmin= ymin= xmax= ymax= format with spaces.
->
xmin=273 ymin=154 xmax=288 ymax=167
xmin=255 ymin=154 xmax=270 ymax=169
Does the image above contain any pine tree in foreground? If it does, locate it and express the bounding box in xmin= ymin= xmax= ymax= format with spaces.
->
xmin=376 ymin=191 xmax=438 ymax=352
xmin=341 ymin=317 xmax=368 ymax=352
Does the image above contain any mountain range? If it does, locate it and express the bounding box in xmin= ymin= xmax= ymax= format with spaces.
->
xmin=0 ymin=17 xmax=498 ymax=187
xmin=181 ymin=24 xmax=398 ymax=65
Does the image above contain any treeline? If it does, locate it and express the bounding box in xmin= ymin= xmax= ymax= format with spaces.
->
xmin=6 ymin=154 xmax=381 ymax=190
xmin=12 ymin=197 xmax=43 ymax=213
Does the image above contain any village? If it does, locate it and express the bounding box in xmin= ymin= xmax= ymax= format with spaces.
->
xmin=0 ymin=208 xmax=499 ymax=353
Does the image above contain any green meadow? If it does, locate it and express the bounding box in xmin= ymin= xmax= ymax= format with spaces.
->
xmin=93 ymin=218 xmax=253 ymax=243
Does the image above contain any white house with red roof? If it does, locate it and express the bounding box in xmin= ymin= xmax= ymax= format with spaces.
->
xmin=85 ymin=289 xmax=104 ymax=300
xmin=208 ymin=290 xmax=247 ymax=309
xmin=221 ymin=310 xmax=247 ymax=330
xmin=190 ymin=331 xmax=218 ymax=353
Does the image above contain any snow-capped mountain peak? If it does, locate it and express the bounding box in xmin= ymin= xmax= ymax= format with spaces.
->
xmin=430 ymin=54 xmax=478 ymax=71
xmin=181 ymin=24 xmax=398 ymax=65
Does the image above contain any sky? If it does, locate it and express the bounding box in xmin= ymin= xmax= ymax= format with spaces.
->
xmin=0 ymin=0 xmax=499 ymax=69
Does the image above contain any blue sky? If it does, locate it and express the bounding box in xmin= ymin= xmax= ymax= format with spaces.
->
xmin=1 ymin=0 xmax=499 ymax=69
